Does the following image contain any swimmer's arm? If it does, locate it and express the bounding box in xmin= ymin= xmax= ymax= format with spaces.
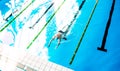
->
xmin=48 ymin=35 xmax=56 ymax=47
xmin=55 ymin=39 xmax=61 ymax=49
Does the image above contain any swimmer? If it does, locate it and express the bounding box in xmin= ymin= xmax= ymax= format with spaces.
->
xmin=48 ymin=24 xmax=71 ymax=49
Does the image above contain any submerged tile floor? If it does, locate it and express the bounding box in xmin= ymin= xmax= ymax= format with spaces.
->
xmin=0 ymin=44 xmax=73 ymax=71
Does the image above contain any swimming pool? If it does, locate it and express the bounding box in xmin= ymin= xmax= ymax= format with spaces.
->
xmin=0 ymin=0 xmax=120 ymax=71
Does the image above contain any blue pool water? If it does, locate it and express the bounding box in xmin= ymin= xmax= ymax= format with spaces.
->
xmin=0 ymin=0 xmax=120 ymax=71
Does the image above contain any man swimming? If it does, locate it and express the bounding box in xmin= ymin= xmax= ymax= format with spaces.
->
xmin=48 ymin=24 xmax=71 ymax=49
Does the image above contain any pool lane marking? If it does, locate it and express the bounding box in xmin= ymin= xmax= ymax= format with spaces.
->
xmin=97 ymin=0 xmax=115 ymax=52
xmin=3 ymin=0 xmax=29 ymax=21
xmin=4 ymin=13 xmax=12 ymax=21
xmin=69 ymin=0 xmax=86 ymax=26
xmin=29 ymin=2 xmax=54 ymax=29
xmin=26 ymin=0 xmax=67 ymax=49
xmin=62 ymin=0 xmax=86 ymax=42
xmin=69 ymin=0 xmax=98 ymax=65
xmin=0 ymin=0 xmax=35 ymax=32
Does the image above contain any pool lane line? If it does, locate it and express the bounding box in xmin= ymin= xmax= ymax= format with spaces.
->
xmin=29 ymin=2 xmax=54 ymax=29
xmin=69 ymin=0 xmax=98 ymax=65
xmin=3 ymin=0 xmax=29 ymax=21
xmin=70 ymin=0 xmax=86 ymax=26
xmin=0 ymin=0 xmax=35 ymax=32
xmin=2 ymin=0 xmax=29 ymax=22
xmin=3 ymin=13 xmax=12 ymax=21
xmin=97 ymin=0 xmax=115 ymax=52
xmin=26 ymin=0 xmax=67 ymax=49
xmin=64 ymin=0 xmax=86 ymax=37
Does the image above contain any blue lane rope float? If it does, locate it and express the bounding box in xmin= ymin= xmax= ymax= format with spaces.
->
xmin=29 ymin=2 xmax=54 ymax=29
xmin=26 ymin=0 xmax=66 ymax=49
xmin=69 ymin=0 xmax=98 ymax=65
xmin=97 ymin=0 xmax=115 ymax=52
xmin=0 ymin=0 xmax=35 ymax=32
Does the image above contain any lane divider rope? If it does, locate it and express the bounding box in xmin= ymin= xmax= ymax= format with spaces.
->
xmin=69 ymin=0 xmax=98 ymax=65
